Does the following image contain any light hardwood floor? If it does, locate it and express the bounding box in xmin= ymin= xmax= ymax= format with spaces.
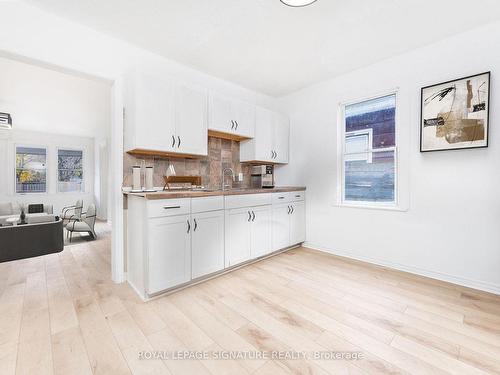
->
xmin=1 ymin=223 xmax=500 ymax=374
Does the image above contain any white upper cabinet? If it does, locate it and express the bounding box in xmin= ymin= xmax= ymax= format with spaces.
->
xmin=240 ymin=107 xmax=290 ymax=164
xmin=175 ymin=83 xmax=208 ymax=156
xmin=124 ymin=72 xmax=176 ymax=153
xmin=208 ymin=93 xmax=255 ymax=138
xmin=273 ymin=112 xmax=290 ymax=164
xmin=124 ymin=71 xmax=208 ymax=156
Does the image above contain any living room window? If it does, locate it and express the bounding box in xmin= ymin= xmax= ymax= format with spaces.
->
xmin=339 ymin=93 xmax=398 ymax=207
xmin=16 ymin=146 xmax=47 ymax=193
xmin=58 ymin=149 xmax=84 ymax=192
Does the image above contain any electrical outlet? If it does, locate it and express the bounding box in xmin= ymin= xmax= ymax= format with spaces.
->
xmin=238 ymin=173 xmax=243 ymax=181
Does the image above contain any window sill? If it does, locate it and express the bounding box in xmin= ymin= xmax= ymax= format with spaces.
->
xmin=333 ymin=202 xmax=408 ymax=212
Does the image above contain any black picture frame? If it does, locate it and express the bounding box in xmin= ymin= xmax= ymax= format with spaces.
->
xmin=420 ymin=71 xmax=490 ymax=152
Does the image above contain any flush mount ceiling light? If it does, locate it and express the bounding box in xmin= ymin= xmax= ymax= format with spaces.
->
xmin=280 ymin=0 xmax=318 ymax=7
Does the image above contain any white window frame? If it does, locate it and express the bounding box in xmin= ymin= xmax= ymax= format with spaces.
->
xmin=336 ymin=89 xmax=400 ymax=210
xmin=56 ymin=147 xmax=85 ymax=193
xmin=14 ymin=144 xmax=49 ymax=195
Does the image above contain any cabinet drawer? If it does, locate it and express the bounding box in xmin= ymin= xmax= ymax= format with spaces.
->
xmin=290 ymin=191 xmax=305 ymax=202
xmin=225 ymin=193 xmax=272 ymax=209
xmin=272 ymin=192 xmax=291 ymax=204
xmin=191 ymin=196 xmax=224 ymax=213
xmin=147 ymin=199 xmax=190 ymax=218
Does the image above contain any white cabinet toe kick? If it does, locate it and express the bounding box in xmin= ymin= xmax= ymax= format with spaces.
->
xmin=126 ymin=190 xmax=306 ymax=300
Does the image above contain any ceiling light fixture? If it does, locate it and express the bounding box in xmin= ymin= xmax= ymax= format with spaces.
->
xmin=280 ymin=0 xmax=318 ymax=7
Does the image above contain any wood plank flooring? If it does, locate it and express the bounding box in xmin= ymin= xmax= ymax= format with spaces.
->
xmin=1 ymin=222 xmax=500 ymax=374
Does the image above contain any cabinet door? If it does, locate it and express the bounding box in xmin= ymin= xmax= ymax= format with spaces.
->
xmin=175 ymin=84 xmax=208 ymax=156
xmin=209 ymin=93 xmax=233 ymax=133
xmin=254 ymin=108 xmax=274 ymax=162
xmin=192 ymin=210 xmax=225 ymax=279
xmin=250 ymin=205 xmax=272 ymax=258
xmin=273 ymin=113 xmax=290 ymax=164
xmin=134 ymin=74 xmax=176 ymax=152
xmin=232 ymin=101 xmax=255 ymax=138
xmin=290 ymin=201 xmax=306 ymax=245
xmin=147 ymin=215 xmax=191 ymax=294
xmin=272 ymin=203 xmax=290 ymax=252
xmin=225 ymin=208 xmax=251 ymax=267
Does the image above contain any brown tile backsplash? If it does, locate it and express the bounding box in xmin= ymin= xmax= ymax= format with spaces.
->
xmin=123 ymin=137 xmax=252 ymax=190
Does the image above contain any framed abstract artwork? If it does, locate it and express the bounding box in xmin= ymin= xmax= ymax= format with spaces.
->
xmin=420 ymin=72 xmax=490 ymax=152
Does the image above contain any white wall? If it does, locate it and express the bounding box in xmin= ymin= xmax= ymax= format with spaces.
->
xmin=0 ymin=56 xmax=111 ymax=217
xmin=277 ymin=21 xmax=500 ymax=294
xmin=0 ymin=129 xmax=95 ymax=215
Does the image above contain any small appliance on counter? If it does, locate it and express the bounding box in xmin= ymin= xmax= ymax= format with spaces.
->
xmin=251 ymin=165 xmax=274 ymax=188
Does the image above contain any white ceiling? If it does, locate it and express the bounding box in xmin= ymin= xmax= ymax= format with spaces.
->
xmin=25 ymin=0 xmax=500 ymax=97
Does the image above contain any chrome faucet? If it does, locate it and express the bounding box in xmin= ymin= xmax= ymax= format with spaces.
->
xmin=221 ymin=167 xmax=235 ymax=191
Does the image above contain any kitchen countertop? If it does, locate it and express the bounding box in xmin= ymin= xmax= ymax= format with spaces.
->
xmin=123 ymin=186 xmax=306 ymax=200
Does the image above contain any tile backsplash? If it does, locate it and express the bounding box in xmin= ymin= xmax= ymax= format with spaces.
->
xmin=123 ymin=137 xmax=253 ymax=190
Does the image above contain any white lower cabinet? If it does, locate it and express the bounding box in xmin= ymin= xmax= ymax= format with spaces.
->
xmin=191 ymin=210 xmax=225 ymax=279
xmin=225 ymin=207 xmax=252 ymax=267
xmin=127 ymin=192 xmax=305 ymax=299
xmin=272 ymin=203 xmax=291 ymax=251
xmin=272 ymin=193 xmax=306 ymax=252
xmin=250 ymin=205 xmax=272 ymax=258
xmin=147 ymin=214 xmax=191 ymax=294
xmin=225 ymin=204 xmax=272 ymax=267
xmin=290 ymin=200 xmax=306 ymax=245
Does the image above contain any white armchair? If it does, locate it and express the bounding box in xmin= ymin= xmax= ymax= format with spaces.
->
xmin=61 ymin=199 xmax=83 ymax=224
xmin=66 ymin=204 xmax=97 ymax=243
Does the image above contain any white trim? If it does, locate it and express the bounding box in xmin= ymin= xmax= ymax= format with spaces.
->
xmin=111 ymin=78 xmax=125 ymax=284
xmin=337 ymin=89 xmax=400 ymax=210
xmin=304 ymin=242 xmax=500 ymax=296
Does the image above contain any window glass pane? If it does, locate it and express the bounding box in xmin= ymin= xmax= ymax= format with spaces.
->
xmin=345 ymin=94 xmax=396 ymax=149
xmin=16 ymin=146 xmax=47 ymax=193
xmin=343 ymin=94 xmax=396 ymax=204
xmin=58 ymin=149 xmax=83 ymax=192
xmin=345 ymin=150 xmax=395 ymax=203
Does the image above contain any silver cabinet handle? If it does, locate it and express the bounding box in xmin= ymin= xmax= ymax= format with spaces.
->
xmin=163 ymin=206 xmax=181 ymax=210
xmin=187 ymin=219 xmax=191 ymax=233
xmin=193 ymin=218 xmax=197 ymax=231
xmin=178 ymin=136 xmax=181 ymax=148
xmin=171 ymin=135 xmax=175 ymax=148
xmin=291 ymin=206 xmax=294 ymax=214
xmin=251 ymin=211 xmax=255 ymax=221
xmin=231 ymin=120 xmax=235 ymax=130
xmin=235 ymin=121 xmax=239 ymax=130
xmin=248 ymin=211 xmax=251 ymax=222
xmin=287 ymin=205 xmax=291 ymax=214
xmin=278 ymin=196 xmax=285 ymax=199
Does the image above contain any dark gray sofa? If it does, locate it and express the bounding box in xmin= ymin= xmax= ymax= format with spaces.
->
xmin=0 ymin=219 xmax=64 ymax=263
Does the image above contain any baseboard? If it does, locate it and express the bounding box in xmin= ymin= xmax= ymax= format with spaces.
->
xmin=303 ymin=242 xmax=500 ymax=296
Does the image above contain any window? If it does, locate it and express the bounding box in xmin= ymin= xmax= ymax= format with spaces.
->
xmin=58 ymin=149 xmax=84 ymax=192
xmin=16 ymin=146 xmax=47 ymax=193
xmin=340 ymin=93 xmax=397 ymax=205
